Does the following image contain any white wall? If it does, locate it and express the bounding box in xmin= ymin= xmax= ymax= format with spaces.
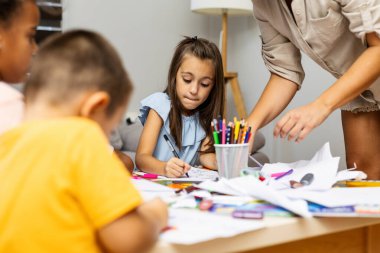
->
xmin=62 ymin=0 xmax=346 ymax=167
xmin=62 ymin=0 xmax=212 ymax=115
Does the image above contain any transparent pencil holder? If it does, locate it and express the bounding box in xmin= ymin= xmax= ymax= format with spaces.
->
xmin=214 ymin=144 xmax=249 ymax=179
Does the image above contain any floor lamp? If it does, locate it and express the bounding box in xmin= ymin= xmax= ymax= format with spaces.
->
xmin=191 ymin=0 xmax=253 ymax=119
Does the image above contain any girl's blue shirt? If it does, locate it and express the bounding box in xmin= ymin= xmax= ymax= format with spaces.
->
xmin=139 ymin=92 xmax=206 ymax=165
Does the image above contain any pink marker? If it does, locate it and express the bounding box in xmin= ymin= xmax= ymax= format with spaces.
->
xmin=222 ymin=119 xmax=226 ymax=144
xmin=272 ymin=169 xmax=294 ymax=180
xmin=134 ymin=171 xmax=164 ymax=179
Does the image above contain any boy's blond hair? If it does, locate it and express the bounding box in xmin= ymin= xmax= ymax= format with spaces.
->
xmin=25 ymin=29 xmax=132 ymax=115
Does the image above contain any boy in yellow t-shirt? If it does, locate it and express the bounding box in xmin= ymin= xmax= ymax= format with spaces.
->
xmin=0 ymin=30 xmax=167 ymax=253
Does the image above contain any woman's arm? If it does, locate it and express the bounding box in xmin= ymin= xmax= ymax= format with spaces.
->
xmin=316 ymin=33 xmax=380 ymax=109
xmin=135 ymin=109 xmax=189 ymax=177
xmin=199 ymin=136 xmax=217 ymax=170
xmin=246 ymin=73 xmax=298 ymax=133
xmin=246 ymin=74 xmax=297 ymax=153
xmin=274 ymin=32 xmax=380 ymax=142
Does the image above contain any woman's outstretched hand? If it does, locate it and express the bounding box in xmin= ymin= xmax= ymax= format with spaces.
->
xmin=273 ymin=100 xmax=332 ymax=142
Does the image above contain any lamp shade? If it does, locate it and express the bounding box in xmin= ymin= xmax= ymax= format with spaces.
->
xmin=191 ymin=0 xmax=253 ymax=16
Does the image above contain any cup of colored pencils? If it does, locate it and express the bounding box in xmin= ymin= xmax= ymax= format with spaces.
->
xmin=212 ymin=116 xmax=252 ymax=179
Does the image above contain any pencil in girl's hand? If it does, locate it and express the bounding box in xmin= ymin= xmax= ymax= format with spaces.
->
xmin=163 ymin=134 xmax=189 ymax=177
xmin=163 ymin=134 xmax=179 ymax=158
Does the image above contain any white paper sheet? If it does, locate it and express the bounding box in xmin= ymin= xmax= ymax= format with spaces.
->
xmin=170 ymin=197 xmax=199 ymax=209
xmin=282 ymin=187 xmax=380 ymax=208
xmin=336 ymin=170 xmax=367 ymax=181
xmin=160 ymin=208 xmax=264 ymax=244
xmin=132 ymin=178 xmax=174 ymax=192
xmin=187 ymin=167 xmax=219 ymax=180
xmin=143 ymin=167 xmax=219 ymax=183
xmin=132 ymin=178 xmax=176 ymax=201
xmin=261 ymin=142 xmax=340 ymax=191
xmin=171 ymin=193 xmax=253 ymax=209
xmin=197 ymin=178 xmax=249 ymax=196
xmin=211 ymin=195 xmax=254 ymax=206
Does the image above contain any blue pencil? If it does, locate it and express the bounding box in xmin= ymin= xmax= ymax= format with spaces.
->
xmin=244 ymin=126 xmax=252 ymax=143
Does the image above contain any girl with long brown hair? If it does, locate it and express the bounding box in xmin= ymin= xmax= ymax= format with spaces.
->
xmin=136 ymin=36 xmax=224 ymax=178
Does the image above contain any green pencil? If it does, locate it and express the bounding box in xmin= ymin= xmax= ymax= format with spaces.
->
xmin=213 ymin=131 xmax=220 ymax=144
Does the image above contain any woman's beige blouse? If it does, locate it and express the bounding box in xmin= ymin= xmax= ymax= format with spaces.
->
xmin=252 ymin=0 xmax=380 ymax=111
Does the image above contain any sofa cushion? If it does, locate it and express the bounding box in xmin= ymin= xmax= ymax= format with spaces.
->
xmin=252 ymin=131 xmax=265 ymax=153
xmin=110 ymin=121 xmax=143 ymax=152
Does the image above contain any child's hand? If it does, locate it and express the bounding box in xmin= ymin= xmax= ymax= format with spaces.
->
xmin=139 ymin=198 xmax=168 ymax=231
xmin=164 ymin=157 xmax=190 ymax=178
xmin=98 ymin=198 xmax=168 ymax=252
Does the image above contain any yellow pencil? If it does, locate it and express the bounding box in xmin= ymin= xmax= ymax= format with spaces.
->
xmin=345 ymin=180 xmax=380 ymax=187
xmin=234 ymin=121 xmax=240 ymax=144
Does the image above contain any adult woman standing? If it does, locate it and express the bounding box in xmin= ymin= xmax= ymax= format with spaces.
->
xmin=247 ymin=0 xmax=380 ymax=178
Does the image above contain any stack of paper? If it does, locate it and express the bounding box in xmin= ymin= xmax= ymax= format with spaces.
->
xmin=198 ymin=177 xmax=311 ymax=217
xmin=261 ymin=143 xmax=340 ymax=190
